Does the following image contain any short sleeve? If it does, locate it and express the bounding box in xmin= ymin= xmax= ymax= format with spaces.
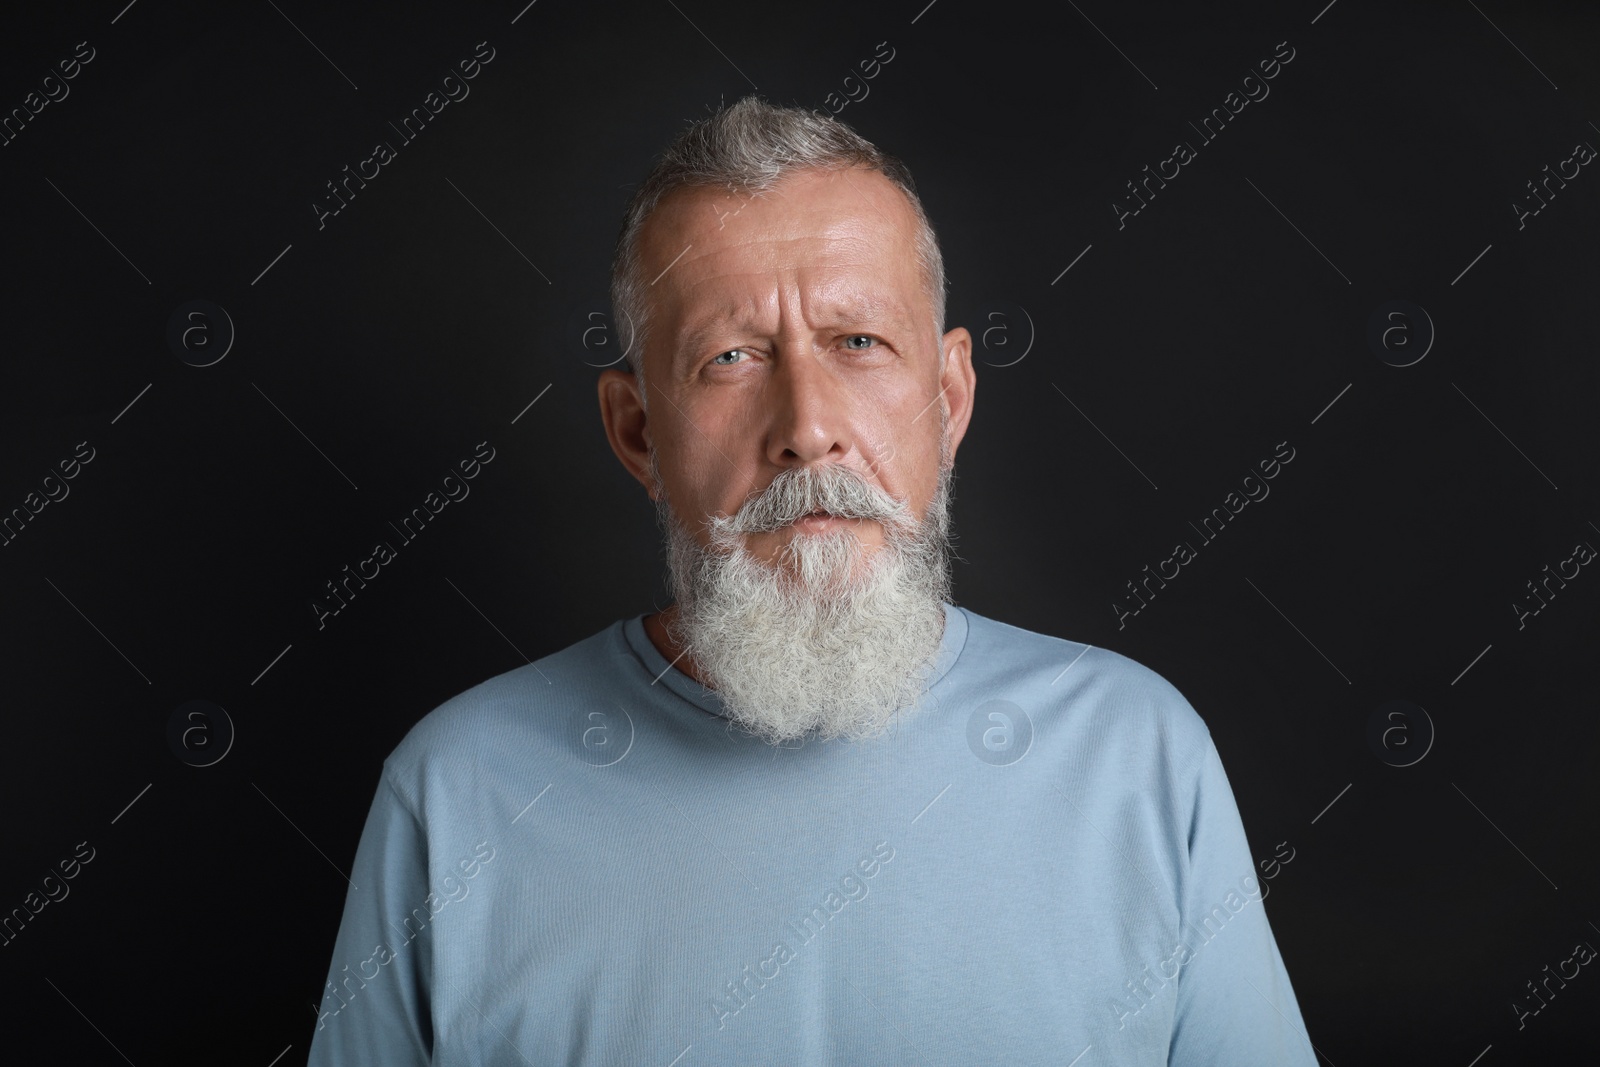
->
xmin=1167 ymin=736 xmax=1318 ymax=1066
xmin=305 ymin=770 xmax=434 ymax=1066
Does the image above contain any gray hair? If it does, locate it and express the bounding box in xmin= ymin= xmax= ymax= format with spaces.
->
xmin=608 ymin=94 xmax=947 ymax=410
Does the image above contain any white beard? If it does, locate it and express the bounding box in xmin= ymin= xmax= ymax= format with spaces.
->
xmin=649 ymin=440 xmax=954 ymax=745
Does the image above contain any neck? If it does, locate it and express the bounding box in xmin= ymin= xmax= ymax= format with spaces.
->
xmin=643 ymin=604 xmax=712 ymax=687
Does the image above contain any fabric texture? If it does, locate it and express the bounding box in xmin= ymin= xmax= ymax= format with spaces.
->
xmin=306 ymin=602 xmax=1317 ymax=1066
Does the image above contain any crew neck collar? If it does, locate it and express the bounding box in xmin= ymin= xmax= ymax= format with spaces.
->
xmin=621 ymin=602 xmax=969 ymax=721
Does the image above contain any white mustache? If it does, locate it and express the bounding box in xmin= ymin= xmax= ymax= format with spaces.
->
xmin=719 ymin=466 xmax=907 ymax=534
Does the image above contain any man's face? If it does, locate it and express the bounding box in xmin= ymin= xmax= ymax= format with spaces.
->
xmin=625 ymin=165 xmax=973 ymax=569
xmin=599 ymin=163 xmax=976 ymax=741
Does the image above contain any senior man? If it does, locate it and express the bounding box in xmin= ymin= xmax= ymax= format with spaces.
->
xmin=307 ymin=96 xmax=1318 ymax=1065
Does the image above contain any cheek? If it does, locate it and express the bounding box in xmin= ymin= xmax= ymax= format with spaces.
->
xmin=867 ymin=410 xmax=940 ymax=499
xmin=662 ymin=443 xmax=738 ymax=520
xmin=675 ymin=411 xmax=766 ymax=505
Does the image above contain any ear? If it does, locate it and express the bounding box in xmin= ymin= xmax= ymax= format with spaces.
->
xmin=936 ymin=326 xmax=976 ymax=465
xmin=598 ymin=368 xmax=656 ymax=498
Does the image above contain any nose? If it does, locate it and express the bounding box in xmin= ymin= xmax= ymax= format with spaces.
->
xmin=764 ymin=347 xmax=854 ymax=468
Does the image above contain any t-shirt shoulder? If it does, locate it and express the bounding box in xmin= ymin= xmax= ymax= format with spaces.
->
xmin=379 ymin=620 xmax=620 ymax=801
xmin=957 ymin=606 xmax=1213 ymax=762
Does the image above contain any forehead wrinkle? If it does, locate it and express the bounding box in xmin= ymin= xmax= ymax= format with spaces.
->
xmin=654 ymin=204 xmax=922 ymax=369
xmin=816 ymin=292 xmax=911 ymax=326
xmin=668 ymin=240 xmax=912 ymax=334
xmin=677 ymin=298 xmax=765 ymax=357
xmin=676 ymin=288 xmax=912 ymax=362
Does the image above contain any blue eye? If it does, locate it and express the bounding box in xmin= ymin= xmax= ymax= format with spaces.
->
xmin=712 ymin=349 xmax=744 ymax=365
xmin=844 ymin=335 xmax=876 ymax=349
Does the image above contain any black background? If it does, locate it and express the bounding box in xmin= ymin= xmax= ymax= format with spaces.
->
xmin=2 ymin=0 xmax=1597 ymax=1062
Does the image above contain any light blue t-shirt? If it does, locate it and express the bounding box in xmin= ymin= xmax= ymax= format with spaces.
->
xmin=306 ymin=602 xmax=1318 ymax=1066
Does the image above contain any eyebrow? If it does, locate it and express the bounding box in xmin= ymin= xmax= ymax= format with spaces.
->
xmin=675 ymin=296 xmax=912 ymax=361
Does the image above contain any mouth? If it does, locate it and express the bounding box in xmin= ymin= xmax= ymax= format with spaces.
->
xmin=792 ymin=510 xmax=848 ymax=529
